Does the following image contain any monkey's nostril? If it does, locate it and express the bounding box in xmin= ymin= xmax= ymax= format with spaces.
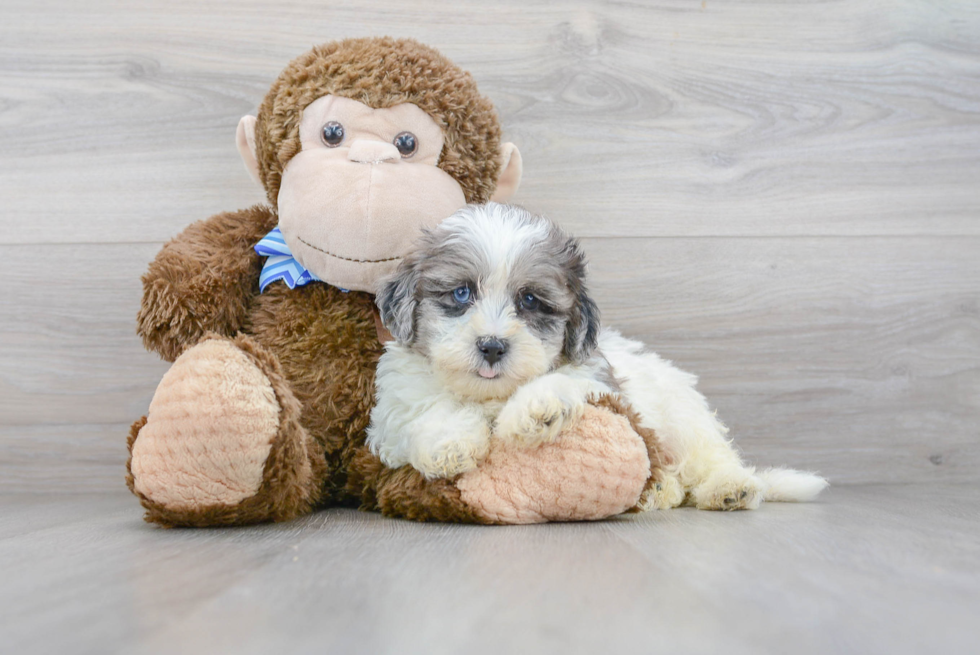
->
xmin=477 ymin=337 xmax=507 ymax=365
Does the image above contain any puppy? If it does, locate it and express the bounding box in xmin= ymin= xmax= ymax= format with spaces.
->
xmin=367 ymin=203 xmax=828 ymax=510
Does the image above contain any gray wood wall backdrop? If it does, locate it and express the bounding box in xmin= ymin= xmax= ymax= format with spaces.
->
xmin=1 ymin=0 xmax=978 ymax=493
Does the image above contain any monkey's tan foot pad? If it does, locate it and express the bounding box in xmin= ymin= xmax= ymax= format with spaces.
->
xmin=457 ymin=403 xmax=652 ymax=524
xmin=127 ymin=336 xmax=315 ymax=527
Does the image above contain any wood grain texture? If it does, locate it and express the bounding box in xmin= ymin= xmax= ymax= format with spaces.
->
xmin=0 ymin=486 xmax=978 ymax=654
xmin=1 ymin=0 xmax=979 ymax=243
xmin=1 ymin=0 xmax=978 ymax=491
xmin=587 ymin=236 xmax=980 ymax=484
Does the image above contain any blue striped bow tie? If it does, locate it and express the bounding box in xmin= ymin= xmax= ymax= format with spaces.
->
xmin=254 ymin=227 xmax=323 ymax=293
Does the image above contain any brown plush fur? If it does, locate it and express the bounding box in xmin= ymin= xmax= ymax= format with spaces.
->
xmin=254 ymin=37 xmax=503 ymax=208
xmin=129 ymin=38 xmax=662 ymax=527
xmin=247 ymin=281 xmax=382 ymax=506
xmin=136 ymin=205 xmax=277 ymax=362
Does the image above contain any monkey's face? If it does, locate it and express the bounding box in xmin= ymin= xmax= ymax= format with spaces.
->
xmin=276 ymin=95 xmax=467 ymax=292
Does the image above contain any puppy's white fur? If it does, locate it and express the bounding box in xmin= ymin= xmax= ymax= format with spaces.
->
xmin=368 ymin=203 xmax=828 ymax=510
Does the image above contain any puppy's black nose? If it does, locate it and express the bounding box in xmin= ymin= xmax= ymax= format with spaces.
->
xmin=477 ymin=337 xmax=507 ymax=365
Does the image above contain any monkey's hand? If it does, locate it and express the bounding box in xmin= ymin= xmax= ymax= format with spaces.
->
xmin=137 ymin=205 xmax=278 ymax=361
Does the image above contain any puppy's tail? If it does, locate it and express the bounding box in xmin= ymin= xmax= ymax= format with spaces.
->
xmin=758 ymin=468 xmax=829 ymax=503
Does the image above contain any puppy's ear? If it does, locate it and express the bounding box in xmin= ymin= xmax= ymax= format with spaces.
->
xmin=557 ymin=231 xmax=601 ymax=364
xmin=376 ymin=255 xmax=422 ymax=344
xmin=564 ymin=289 xmax=601 ymax=364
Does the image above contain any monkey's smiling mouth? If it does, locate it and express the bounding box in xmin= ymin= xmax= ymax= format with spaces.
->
xmin=296 ymin=236 xmax=404 ymax=264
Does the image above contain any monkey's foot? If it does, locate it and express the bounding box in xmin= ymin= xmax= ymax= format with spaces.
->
xmin=457 ymin=401 xmax=653 ymax=523
xmin=127 ymin=334 xmax=321 ymax=527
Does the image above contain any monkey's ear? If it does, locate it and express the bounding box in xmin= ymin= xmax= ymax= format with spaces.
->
xmin=236 ymin=115 xmax=262 ymax=187
xmin=376 ymin=257 xmax=422 ymax=344
xmin=490 ymin=142 xmax=522 ymax=202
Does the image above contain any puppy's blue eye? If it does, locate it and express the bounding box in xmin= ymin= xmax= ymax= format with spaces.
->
xmin=520 ymin=292 xmax=539 ymax=311
xmin=452 ymin=285 xmax=471 ymax=304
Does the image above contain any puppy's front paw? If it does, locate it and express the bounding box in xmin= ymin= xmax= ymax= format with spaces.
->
xmin=410 ymin=431 xmax=490 ymax=480
xmin=494 ymin=381 xmax=586 ymax=447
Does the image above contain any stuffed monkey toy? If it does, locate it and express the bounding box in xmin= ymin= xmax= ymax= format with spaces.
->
xmin=126 ymin=37 xmax=668 ymax=527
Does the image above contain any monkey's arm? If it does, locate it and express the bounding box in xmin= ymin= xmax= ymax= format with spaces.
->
xmin=137 ymin=204 xmax=279 ymax=362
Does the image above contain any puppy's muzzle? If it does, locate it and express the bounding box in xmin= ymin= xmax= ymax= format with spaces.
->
xmin=476 ymin=337 xmax=508 ymax=365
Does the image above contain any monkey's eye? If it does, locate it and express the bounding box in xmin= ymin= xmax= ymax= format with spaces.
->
xmin=519 ymin=292 xmax=540 ymax=311
xmin=393 ymin=132 xmax=418 ymax=158
xmin=452 ymin=285 xmax=472 ymax=304
xmin=321 ymin=121 xmax=345 ymax=147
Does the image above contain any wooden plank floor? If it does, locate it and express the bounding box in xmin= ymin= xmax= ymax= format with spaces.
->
xmin=1 ymin=485 xmax=978 ymax=655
